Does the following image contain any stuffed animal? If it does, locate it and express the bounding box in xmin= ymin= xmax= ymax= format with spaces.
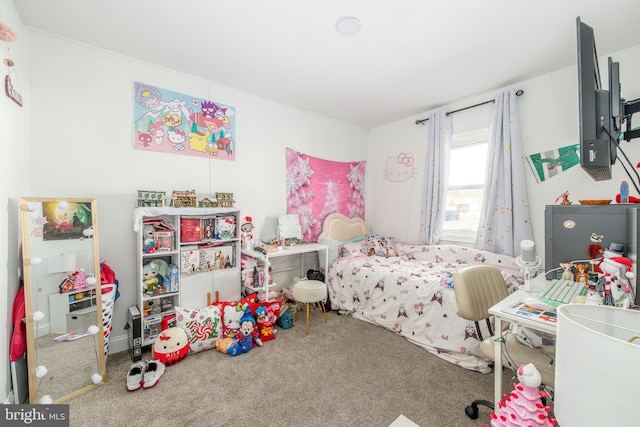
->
xmin=215 ymin=337 xmax=235 ymax=354
xmin=226 ymin=311 xmax=263 ymax=356
xmin=574 ymin=263 xmax=589 ymax=284
xmin=143 ymin=262 xmax=161 ymax=295
xmin=240 ymin=216 xmax=254 ymax=250
xmin=255 ymin=305 xmax=277 ymax=342
xmin=143 ymin=260 xmax=172 ymax=295
xmin=222 ymin=304 xmax=246 ymax=338
xmin=560 ymin=262 xmax=574 ymax=281
xmin=153 ymin=327 xmax=189 ymax=366
xmin=143 ymin=224 xmax=156 ymax=253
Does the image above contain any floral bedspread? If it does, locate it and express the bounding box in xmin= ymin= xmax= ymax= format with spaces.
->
xmin=327 ymin=244 xmax=522 ymax=373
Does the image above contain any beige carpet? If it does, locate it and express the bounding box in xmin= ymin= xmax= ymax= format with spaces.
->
xmin=66 ymin=311 xmax=516 ymax=427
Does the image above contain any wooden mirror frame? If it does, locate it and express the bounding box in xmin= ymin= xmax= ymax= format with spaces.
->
xmin=20 ymin=197 xmax=106 ymax=403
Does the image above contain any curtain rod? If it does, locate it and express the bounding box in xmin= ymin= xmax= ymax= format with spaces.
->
xmin=414 ymin=89 xmax=524 ymax=125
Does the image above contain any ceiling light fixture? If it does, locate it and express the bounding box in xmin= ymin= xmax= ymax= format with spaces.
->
xmin=336 ymin=17 xmax=361 ymax=36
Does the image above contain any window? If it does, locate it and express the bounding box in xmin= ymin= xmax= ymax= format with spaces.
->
xmin=441 ymin=128 xmax=489 ymax=244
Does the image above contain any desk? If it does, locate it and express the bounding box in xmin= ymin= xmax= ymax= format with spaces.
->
xmin=488 ymin=278 xmax=556 ymax=411
xmin=242 ymin=243 xmax=329 ymax=297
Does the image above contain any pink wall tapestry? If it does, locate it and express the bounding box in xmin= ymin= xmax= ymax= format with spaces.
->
xmin=286 ymin=148 xmax=366 ymax=242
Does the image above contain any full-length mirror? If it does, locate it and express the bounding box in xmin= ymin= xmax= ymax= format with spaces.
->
xmin=20 ymin=197 xmax=106 ymax=404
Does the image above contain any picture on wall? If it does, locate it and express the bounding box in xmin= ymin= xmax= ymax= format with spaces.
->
xmin=42 ymin=201 xmax=93 ymax=241
xmin=526 ymin=143 xmax=580 ymax=183
xmin=133 ymin=82 xmax=236 ymax=160
xmin=286 ymin=148 xmax=366 ymax=242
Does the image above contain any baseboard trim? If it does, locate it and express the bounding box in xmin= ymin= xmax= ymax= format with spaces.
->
xmin=107 ymin=334 xmax=129 ymax=355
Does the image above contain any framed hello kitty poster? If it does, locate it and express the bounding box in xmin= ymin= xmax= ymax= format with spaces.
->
xmin=133 ymin=82 xmax=236 ymax=160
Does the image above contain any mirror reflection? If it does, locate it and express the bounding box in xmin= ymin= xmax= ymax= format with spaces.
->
xmin=20 ymin=197 xmax=106 ymax=404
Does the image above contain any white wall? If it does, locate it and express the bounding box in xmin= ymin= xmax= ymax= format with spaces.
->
xmin=23 ymin=30 xmax=369 ymax=357
xmin=367 ymin=43 xmax=640 ymax=264
xmin=0 ymin=0 xmax=29 ymax=404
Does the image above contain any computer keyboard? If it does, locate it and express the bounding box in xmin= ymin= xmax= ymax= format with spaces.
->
xmin=536 ymin=278 xmax=588 ymax=307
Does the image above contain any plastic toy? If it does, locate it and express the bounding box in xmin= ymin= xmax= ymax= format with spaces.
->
xmin=226 ymin=311 xmax=263 ymax=356
xmin=487 ymin=363 xmax=556 ymax=427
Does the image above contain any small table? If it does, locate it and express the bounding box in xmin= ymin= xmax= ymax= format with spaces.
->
xmin=242 ymin=243 xmax=329 ymax=298
xmin=488 ymin=277 xmax=557 ymax=411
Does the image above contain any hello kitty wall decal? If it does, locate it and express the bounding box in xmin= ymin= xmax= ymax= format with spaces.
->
xmin=383 ymin=152 xmax=416 ymax=182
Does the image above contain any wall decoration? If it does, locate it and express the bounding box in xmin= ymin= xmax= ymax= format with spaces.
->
xmin=383 ymin=152 xmax=416 ymax=182
xmin=286 ymin=148 xmax=365 ymax=242
xmin=133 ymin=82 xmax=235 ymax=160
xmin=42 ymin=201 xmax=93 ymax=241
xmin=526 ymin=143 xmax=579 ymax=183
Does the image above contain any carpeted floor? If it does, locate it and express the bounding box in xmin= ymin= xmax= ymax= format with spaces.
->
xmin=66 ymin=311 xmax=516 ymax=427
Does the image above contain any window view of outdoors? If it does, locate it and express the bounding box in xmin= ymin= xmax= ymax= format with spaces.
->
xmin=443 ymin=142 xmax=487 ymax=238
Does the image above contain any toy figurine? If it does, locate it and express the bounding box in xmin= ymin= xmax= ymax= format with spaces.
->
xmin=143 ymin=263 xmax=160 ymax=295
xmin=574 ymin=263 xmax=589 ymax=284
xmin=555 ymin=190 xmax=571 ymax=205
xmin=241 ymin=216 xmax=254 ymax=250
xmin=560 ymin=262 xmax=574 ymax=281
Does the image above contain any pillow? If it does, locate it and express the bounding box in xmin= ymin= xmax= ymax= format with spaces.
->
xmin=318 ymin=236 xmax=366 ymax=268
xmin=175 ymin=305 xmax=223 ymax=354
xmin=214 ymin=300 xmax=250 ymax=339
xmin=366 ymin=235 xmax=398 ymax=257
xmin=339 ymin=240 xmax=368 ymax=257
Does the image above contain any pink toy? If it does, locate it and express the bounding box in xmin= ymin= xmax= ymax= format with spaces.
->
xmin=486 ymin=363 xmax=556 ymax=427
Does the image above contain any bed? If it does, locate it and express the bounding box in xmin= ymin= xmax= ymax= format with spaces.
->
xmin=317 ymin=213 xmax=523 ymax=373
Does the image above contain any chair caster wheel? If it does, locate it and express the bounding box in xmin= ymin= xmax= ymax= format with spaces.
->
xmin=465 ymin=404 xmax=479 ymax=420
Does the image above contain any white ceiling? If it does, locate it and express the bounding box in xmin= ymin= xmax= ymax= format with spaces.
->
xmin=13 ymin=0 xmax=640 ymax=128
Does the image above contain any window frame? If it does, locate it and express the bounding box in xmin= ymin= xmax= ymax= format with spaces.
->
xmin=440 ymin=128 xmax=489 ymax=244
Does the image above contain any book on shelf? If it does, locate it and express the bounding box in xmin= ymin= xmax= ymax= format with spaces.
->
xmin=180 ymin=246 xmax=200 ymax=276
xmin=143 ymin=217 xmax=175 ymax=232
xmin=500 ymin=301 xmax=557 ymax=325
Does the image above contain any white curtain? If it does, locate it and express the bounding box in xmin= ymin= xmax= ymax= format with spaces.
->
xmin=475 ymin=89 xmax=533 ymax=256
xmin=420 ymin=111 xmax=452 ymax=245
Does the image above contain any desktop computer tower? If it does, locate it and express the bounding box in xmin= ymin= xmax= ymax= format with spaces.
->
xmin=127 ymin=306 xmax=142 ymax=362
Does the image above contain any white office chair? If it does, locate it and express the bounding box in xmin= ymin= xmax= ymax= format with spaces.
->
xmin=453 ymin=265 xmax=555 ymax=420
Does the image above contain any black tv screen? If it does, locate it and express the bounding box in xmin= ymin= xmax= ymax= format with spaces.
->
xmin=576 ymin=17 xmax=617 ymax=181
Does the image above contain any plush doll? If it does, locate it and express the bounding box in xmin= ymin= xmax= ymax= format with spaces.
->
xmin=226 ymin=311 xmax=263 ymax=356
xmin=574 ymin=263 xmax=589 ymax=284
xmin=240 ymin=216 xmax=254 ymax=250
xmin=560 ymin=262 xmax=574 ymax=281
xmin=153 ymin=327 xmax=189 ymax=366
xmin=215 ymin=337 xmax=235 ymax=354
xmin=143 ymin=224 xmax=156 ymax=253
xmin=143 ymin=262 xmax=160 ymax=295
xmin=222 ymin=304 xmax=246 ymax=338
xmin=255 ymin=305 xmax=277 ymax=342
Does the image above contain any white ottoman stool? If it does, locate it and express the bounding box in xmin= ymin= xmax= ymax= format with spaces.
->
xmin=291 ymin=279 xmax=328 ymax=336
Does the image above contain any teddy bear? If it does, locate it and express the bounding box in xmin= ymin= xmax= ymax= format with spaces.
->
xmin=226 ymin=311 xmax=263 ymax=356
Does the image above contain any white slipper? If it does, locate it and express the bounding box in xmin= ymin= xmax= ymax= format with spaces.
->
xmin=126 ymin=361 xmax=146 ymax=392
xmin=142 ymin=360 xmax=166 ymax=389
